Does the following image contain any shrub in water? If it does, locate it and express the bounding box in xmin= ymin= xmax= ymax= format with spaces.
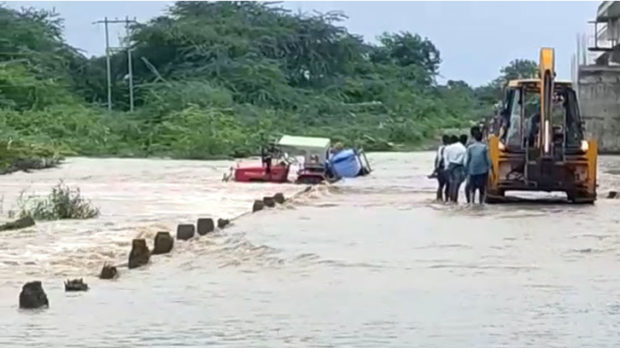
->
xmin=18 ymin=181 xmax=99 ymax=220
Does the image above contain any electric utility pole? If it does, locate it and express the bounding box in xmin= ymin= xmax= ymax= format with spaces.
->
xmin=94 ymin=16 xmax=137 ymax=111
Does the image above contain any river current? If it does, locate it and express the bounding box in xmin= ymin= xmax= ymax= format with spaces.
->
xmin=1 ymin=152 xmax=620 ymax=347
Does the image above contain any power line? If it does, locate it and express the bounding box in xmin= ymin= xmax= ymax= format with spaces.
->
xmin=93 ymin=16 xmax=137 ymax=112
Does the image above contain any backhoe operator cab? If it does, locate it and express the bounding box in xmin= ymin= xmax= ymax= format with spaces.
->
xmin=487 ymin=48 xmax=597 ymax=203
xmin=500 ymin=80 xmax=583 ymax=155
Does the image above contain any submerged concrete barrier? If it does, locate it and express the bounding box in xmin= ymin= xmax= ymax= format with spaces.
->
xmin=99 ymin=264 xmax=118 ymax=280
xmin=252 ymin=200 xmax=265 ymax=212
xmin=128 ymin=239 xmax=150 ymax=269
xmin=19 ymin=281 xmax=49 ymax=309
xmin=217 ymin=218 xmax=230 ymax=229
xmin=197 ymin=218 xmax=215 ymax=235
xmin=176 ymin=224 xmax=195 ymax=240
xmin=273 ymin=193 xmax=285 ymax=204
xmin=152 ymin=232 xmax=174 ymax=254
xmin=64 ymin=279 xmax=88 ymax=292
xmin=263 ymin=196 xmax=276 ymax=208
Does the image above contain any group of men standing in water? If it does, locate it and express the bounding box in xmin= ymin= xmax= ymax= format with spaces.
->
xmin=430 ymin=125 xmax=491 ymax=204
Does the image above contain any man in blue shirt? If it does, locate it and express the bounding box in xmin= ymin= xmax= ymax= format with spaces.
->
xmin=465 ymin=128 xmax=491 ymax=204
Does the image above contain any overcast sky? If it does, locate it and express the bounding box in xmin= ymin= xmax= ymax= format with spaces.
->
xmin=5 ymin=1 xmax=599 ymax=86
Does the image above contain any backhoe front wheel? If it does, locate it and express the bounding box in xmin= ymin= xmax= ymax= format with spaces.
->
xmin=567 ymin=191 xmax=596 ymax=204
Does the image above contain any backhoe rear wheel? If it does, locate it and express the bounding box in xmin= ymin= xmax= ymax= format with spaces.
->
xmin=485 ymin=189 xmax=505 ymax=204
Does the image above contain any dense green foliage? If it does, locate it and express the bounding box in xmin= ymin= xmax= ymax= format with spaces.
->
xmin=0 ymin=2 xmax=530 ymax=164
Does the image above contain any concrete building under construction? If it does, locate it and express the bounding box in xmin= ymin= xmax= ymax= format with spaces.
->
xmin=577 ymin=1 xmax=620 ymax=153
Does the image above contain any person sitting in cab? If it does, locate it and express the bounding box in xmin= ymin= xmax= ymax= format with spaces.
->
xmin=309 ymin=154 xmax=320 ymax=165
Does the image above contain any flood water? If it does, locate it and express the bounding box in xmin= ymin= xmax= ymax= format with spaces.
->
xmin=1 ymin=152 xmax=620 ymax=347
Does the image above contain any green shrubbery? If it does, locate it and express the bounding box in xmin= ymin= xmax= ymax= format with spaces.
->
xmin=17 ymin=181 xmax=99 ymax=220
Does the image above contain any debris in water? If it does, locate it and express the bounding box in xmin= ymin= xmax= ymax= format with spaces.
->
xmin=607 ymin=191 xmax=618 ymax=199
xmin=64 ymin=278 xmax=88 ymax=292
xmin=152 ymin=232 xmax=174 ymax=255
xmin=0 ymin=215 xmax=35 ymax=232
xmin=19 ymin=281 xmax=49 ymax=309
xmin=99 ymin=264 xmax=118 ymax=280
xmin=128 ymin=239 xmax=150 ymax=269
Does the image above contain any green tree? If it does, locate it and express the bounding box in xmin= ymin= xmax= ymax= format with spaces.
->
xmin=474 ymin=58 xmax=538 ymax=115
xmin=372 ymin=32 xmax=441 ymax=81
xmin=500 ymin=59 xmax=538 ymax=81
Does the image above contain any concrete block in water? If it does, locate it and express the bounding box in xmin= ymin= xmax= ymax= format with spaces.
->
xmin=197 ymin=218 xmax=215 ymax=236
xmin=152 ymin=232 xmax=174 ymax=255
xmin=64 ymin=278 xmax=88 ymax=292
xmin=0 ymin=215 xmax=35 ymax=232
xmin=252 ymin=200 xmax=264 ymax=212
xmin=263 ymin=196 xmax=276 ymax=208
xmin=19 ymin=281 xmax=49 ymax=309
xmin=217 ymin=218 xmax=230 ymax=229
xmin=176 ymin=224 xmax=195 ymax=240
xmin=128 ymin=239 xmax=150 ymax=269
xmin=99 ymin=264 xmax=118 ymax=280
xmin=273 ymin=193 xmax=285 ymax=204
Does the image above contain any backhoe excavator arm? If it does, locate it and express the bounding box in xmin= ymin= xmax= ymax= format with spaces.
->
xmin=539 ymin=47 xmax=555 ymax=157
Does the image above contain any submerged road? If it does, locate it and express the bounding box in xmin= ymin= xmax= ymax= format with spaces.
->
xmin=1 ymin=152 xmax=620 ymax=347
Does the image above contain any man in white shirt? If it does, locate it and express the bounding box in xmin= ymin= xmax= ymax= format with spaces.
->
xmin=442 ymin=134 xmax=467 ymax=202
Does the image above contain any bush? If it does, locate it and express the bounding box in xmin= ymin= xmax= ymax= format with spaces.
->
xmin=18 ymin=181 xmax=99 ymax=220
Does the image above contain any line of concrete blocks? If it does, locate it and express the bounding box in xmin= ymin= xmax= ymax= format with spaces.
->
xmin=176 ymin=217 xmax=228 ymax=241
xmin=252 ymin=192 xmax=286 ymax=212
xmin=18 ymin=192 xmax=289 ymax=309
xmin=100 ymin=192 xmax=288 ymax=276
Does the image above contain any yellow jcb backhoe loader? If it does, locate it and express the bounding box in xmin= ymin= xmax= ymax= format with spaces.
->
xmin=486 ymin=48 xmax=597 ymax=203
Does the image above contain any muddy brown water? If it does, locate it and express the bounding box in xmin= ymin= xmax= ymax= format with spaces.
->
xmin=1 ymin=153 xmax=620 ymax=347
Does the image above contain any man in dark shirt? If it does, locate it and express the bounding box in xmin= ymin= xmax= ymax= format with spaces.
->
xmin=430 ymin=135 xmax=450 ymax=201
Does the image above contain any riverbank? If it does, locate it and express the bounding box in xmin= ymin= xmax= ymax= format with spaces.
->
xmin=0 ymin=131 xmax=445 ymax=175
xmin=0 ymin=140 xmax=63 ymax=175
